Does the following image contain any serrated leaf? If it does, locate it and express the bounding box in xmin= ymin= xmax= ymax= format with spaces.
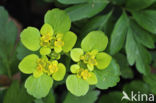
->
xmin=44 ymin=8 xmax=71 ymax=33
xmin=19 ymin=54 xmax=39 ymax=74
xmin=25 ymin=74 xmax=53 ymax=99
xmin=66 ymin=75 xmax=89 ymax=96
xmin=109 ymin=12 xmax=128 ymax=55
xmin=114 ymin=53 xmax=134 ymax=79
xmin=130 ymin=21 xmax=155 ymax=49
xmin=62 ymin=31 xmax=77 ymax=52
xmin=96 ymin=52 xmax=112 ymax=70
xmin=21 ymin=27 xmax=41 ymax=51
xmin=144 ymin=74 xmax=156 ymax=94
xmin=132 ymin=10 xmax=156 ymax=34
xmin=81 ymin=11 xmax=112 ymax=35
xmin=126 ymin=0 xmax=155 ymax=10
xmin=70 ymin=48 xmax=84 ymax=62
xmin=63 ymin=90 xmax=100 ymax=103
xmin=52 ymin=63 xmax=66 ymax=81
xmin=81 ymin=31 xmax=108 ymax=52
xmin=94 ymin=59 xmax=120 ymax=89
xmin=3 ymin=81 xmax=33 ymax=103
xmin=126 ymin=27 xmax=151 ymax=75
xmin=65 ymin=3 xmax=108 ymax=21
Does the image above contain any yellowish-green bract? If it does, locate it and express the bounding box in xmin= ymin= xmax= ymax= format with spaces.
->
xmin=18 ymin=8 xmax=77 ymax=98
xmin=66 ymin=31 xmax=112 ymax=96
xmin=18 ymin=8 xmax=113 ymax=98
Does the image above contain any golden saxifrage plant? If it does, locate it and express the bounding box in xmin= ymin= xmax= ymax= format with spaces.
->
xmin=18 ymin=8 xmax=112 ymax=98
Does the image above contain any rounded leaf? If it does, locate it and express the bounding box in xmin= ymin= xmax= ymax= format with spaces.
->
xmin=96 ymin=52 xmax=112 ymax=70
xmin=44 ymin=8 xmax=71 ymax=33
xmin=25 ymin=74 xmax=53 ymax=99
xmin=33 ymin=69 xmax=43 ymax=78
xmin=40 ymin=47 xmax=51 ymax=55
xmin=86 ymin=72 xmax=97 ymax=85
xmin=21 ymin=27 xmax=40 ymax=51
xmin=66 ymin=75 xmax=89 ymax=96
xmin=70 ymin=64 xmax=80 ymax=73
xmin=81 ymin=31 xmax=108 ymax=52
xmin=62 ymin=31 xmax=77 ymax=52
xmin=70 ymin=48 xmax=84 ymax=62
xmin=52 ymin=63 xmax=66 ymax=81
xmin=94 ymin=59 xmax=120 ymax=89
xmin=18 ymin=54 xmax=39 ymax=74
xmin=40 ymin=23 xmax=54 ymax=36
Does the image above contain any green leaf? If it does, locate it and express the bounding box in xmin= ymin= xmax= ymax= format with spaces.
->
xmin=62 ymin=31 xmax=77 ymax=52
xmin=58 ymin=0 xmax=88 ymax=4
xmin=44 ymin=0 xmax=54 ymax=3
xmin=96 ymin=52 xmax=112 ymax=70
xmin=66 ymin=75 xmax=89 ymax=96
xmin=98 ymin=91 xmax=123 ymax=103
xmin=94 ymin=59 xmax=120 ymax=89
xmin=0 ymin=61 xmax=6 ymax=75
xmin=126 ymin=0 xmax=155 ymax=10
xmin=43 ymin=91 xmax=55 ymax=103
xmin=65 ymin=3 xmax=108 ymax=21
xmin=126 ymin=27 xmax=151 ymax=75
xmin=81 ymin=31 xmax=108 ymax=52
xmin=40 ymin=47 xmax=51 ymax=55
xmin=19 ymin=54 xmax=39 ymax=74
xmin=114 ymin=53 xmax=134 ymax=79
xmin=86 ymin=72 xmax=97 ymax=85
xmin=63 ymin=90 xmax=100 ymax=103
xmin=70 ymin=48 xmax=84 ymax=62
xmin=111 ymin=0 xmax=125 ymax=5
xmin=132 ymin=10 xmax=156 ymax=34
xmin=144 ymin=74 xmax=156 ymax=94
xmin=123 ymin=80 xmax=150 ymax=95
xmin=81 ymin=11 xmax=112 ymax=35
xmin=3 ymin=81 xmax=33 ymax=103
xmin=25 ymin=74 xmax=53 ymax=98
xmin=52 ymin=63 xmax=66 ymax=81
xmin=17 ymin=42 xmax=35 ymax=60
xmin=40 ymin=23 xmax=54 ymax=36
xmin=109 ymin=12 xmax=128 ymax=55
xmin=21 ymin=27 xmax=41 ymax=51
xmin=0 ymin=6 xmax=17 ymax=67
xmin=44 ymin=8 xmax=71 ymax=33
xmin=130 ymin=21 xmax=155 ymax=49
xmin=34 ymin=99 xmax=44 ymax=103
xmin=70 ymin=64 xmax=80 ymax=73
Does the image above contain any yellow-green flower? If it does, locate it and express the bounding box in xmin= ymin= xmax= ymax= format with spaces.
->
xmin=19 ymin=54 xmax=66 ymax=81
xmin=66 ymin=30 xmax=112 ymax=97
xmin=18 ymin=8 xmax=77 ymax=98
xmin=71 ymin=48 xmax=112 ymax=71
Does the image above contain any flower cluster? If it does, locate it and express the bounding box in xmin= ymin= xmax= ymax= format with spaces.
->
xmin=66 ymin=31 xmax=112 ymax=96
xmin=18 ymin=8 xmax=77 ymax=98
xmin=18 ymin=8 xmax=112 ymax=98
